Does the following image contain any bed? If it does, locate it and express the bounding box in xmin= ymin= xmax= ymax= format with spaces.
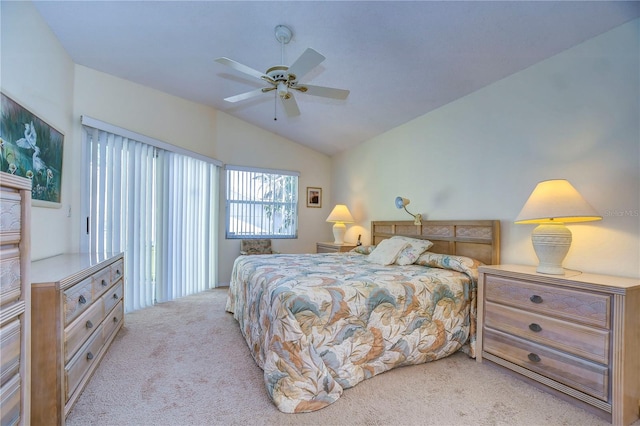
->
xmin=226 ymin=220 xmax=500 ymax=413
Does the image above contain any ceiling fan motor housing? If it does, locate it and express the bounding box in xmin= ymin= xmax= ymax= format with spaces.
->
xmin=266 ymin=66 xmax=294 ymax=82
xmin=265 ymin=66 xmax=297 ymax=98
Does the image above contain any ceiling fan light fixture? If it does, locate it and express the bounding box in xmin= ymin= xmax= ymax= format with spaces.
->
xmin=277 ymin=82 xmax=289 ymax=98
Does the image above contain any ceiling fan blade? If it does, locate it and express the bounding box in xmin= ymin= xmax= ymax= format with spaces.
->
xmin=224 ymin=87 xmax=274 ymax=103
xmin=281 ymin=94 xmax=300 ymax=117
xmin=287 ymin=48 xmax=325 ymax=80
xmin=296 ymin=84 xmax=350 ymax=100
xmin=215 ymin=57 xmax=268 ymax=81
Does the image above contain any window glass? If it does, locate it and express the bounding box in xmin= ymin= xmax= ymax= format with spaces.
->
xmin=226 ymin=165 xmax=298 ymax=239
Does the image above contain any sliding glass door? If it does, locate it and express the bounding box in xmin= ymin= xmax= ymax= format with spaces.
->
xmin=81 ymin=119 xmax=220 ymax=312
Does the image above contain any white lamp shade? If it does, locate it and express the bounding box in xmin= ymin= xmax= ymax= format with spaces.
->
xmin=515 ymin=179 xmax=602 ymax=275
xmin=326 ymin=205 xmax=354 ymax=245
xmin=515 ymin=179 xmax=602 ymax=224
xmin=326 ymin=205 xmax=355 ymax=224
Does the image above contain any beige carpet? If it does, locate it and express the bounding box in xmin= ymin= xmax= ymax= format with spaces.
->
xmin=66 ymin=288 xmax=630 ymax=426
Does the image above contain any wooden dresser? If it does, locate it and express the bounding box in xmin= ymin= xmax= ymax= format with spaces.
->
xmin=30 ymin=253 xmax=124 ymax=425
xmin=316 ymin=242 xmax=356 ymax=253
xmin=477 ymin=264 xmax=640 ymax=425
xmin=0 ymin=173 xmax=31 ymax=426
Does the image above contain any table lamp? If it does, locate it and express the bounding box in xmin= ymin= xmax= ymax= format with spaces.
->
xmin=515 ymin=179 xmax=602 ymax=275
xmin=326 ymin=204 xmax=355 ymax=244
xmin=395 ymin=196 xmax=422 ymax=225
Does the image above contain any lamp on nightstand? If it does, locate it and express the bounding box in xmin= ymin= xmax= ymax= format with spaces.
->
xmin=515 ymin=179 xmax=602 ymax=275
xmin=326 ymin=204 xmax=355 ymax=244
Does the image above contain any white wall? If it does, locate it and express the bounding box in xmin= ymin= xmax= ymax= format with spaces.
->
xmin=1 ymin=0 xmax=75 ymax=259
xmin=1 ymin=1 xmax=332 ymax=286
xmin=332 ymin=20 xmax=640 ymax=278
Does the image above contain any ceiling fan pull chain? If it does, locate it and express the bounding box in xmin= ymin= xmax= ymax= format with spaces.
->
xmin=274 ymin=91 xmax=278 ymax=121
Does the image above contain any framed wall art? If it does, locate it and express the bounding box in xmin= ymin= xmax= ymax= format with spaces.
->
xmin=1 ymin=93 xmax=64 ymax=207
xmin=306 ymin=187 xmax=322 ymax=208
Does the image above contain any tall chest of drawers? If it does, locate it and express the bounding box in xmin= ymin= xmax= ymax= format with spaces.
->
xmin=477 ymin=265 xmax=640 ymax=425
xmin=0 ymin=173 xmax=31 ymax=426
xmin=30 ymin=253 xmax=124 ymax=425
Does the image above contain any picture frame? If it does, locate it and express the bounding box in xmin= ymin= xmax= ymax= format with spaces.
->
xmin=306 ymin=187 xmax=322 ymax=208
xmin=1 ymin=92 xmax=64 ymax=207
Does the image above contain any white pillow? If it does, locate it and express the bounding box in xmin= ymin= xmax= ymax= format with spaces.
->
xmin=366 ymin=238 xmax=409 ymax=265
xmin=391 ymin=236 xmax=434 ymax=265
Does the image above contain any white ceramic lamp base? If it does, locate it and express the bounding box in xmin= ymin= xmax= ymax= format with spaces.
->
xmin=332 ymin=222 xmax=346 ymax=245
xmin=531 ymin=222 xmax=572 ymax=275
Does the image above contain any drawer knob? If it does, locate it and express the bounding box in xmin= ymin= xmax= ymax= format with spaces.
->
xmin=527 ymin=353 xmax=541 ymax=363
xmin=101 ymin=279 xmax=108 ymax=287
xmin=529 ymin=295 xmax=543 ymax=304
xmin=113 ymin=293 xmax=118 ymax=299
xmin=116 ymin=269 xmax=122 ymax=277
xmin=86 ymin=320 xmax=93 ymax=329
xmin=86 ymin=352 xmax=94 ymax=361
xmin=79 ymin=295 xmax=87 ymax=304
xmin=529 ymin=323 xmax=542 ymax=332
xmin=113 ymin=316 xmax=118 ymax=323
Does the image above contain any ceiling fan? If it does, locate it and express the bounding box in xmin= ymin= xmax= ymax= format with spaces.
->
xmin=215 ymin=25 xmax=349 ymax=118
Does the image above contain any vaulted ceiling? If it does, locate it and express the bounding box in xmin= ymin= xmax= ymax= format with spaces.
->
xmin=33 ymin=1 xmax=639 ymax=156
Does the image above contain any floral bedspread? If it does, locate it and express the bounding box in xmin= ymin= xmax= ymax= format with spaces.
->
xmin=226 ymin=251 xmax=481 ymax=413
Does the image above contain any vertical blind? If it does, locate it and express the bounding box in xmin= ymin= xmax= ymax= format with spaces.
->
xmin=81 ymin=119 xmax=220 ymax=312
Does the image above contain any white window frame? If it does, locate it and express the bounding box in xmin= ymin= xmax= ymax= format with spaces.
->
xmin=225 ymin=165 xmax=299 ymax=239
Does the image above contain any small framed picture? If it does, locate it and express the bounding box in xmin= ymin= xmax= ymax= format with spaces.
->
xmin=306 ymin=187 xmax=322 ymax=208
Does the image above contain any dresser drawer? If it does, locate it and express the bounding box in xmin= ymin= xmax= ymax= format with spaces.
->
xmin=91 ymin=267 xmax=112 ymax=299
xmin=64 ymin=300 xmax=104 ymax=364
xmin=65 ymin=323 xmax=105 ymax=400
xmin=0 ymin=319 xmax=20 ymax=387
xmin=103 ymin=300 xmax=124 ymax=341
xmin=0 ymin=373 xmax=21 ymax=426
xmin=103 ymin=281 xmax=123 ymax=314
xmin=484 ymin=328 xmax=609 ymax=401
xmin=0 ymin=189 xmax=22 ymax=245
xmin=0 ymin=248 xmax=21 ymax=307
xmin=111 ymin=259 xmax=124 ymax=283
xmin=64 ymin=277 xmax=94 ymax=325
xmin=484 ymin=275 xmax=611 ymax=329
xmin=484 ymin=301 xmax=610 ymax=364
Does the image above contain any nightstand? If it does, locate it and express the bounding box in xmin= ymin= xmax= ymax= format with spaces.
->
xmin=477 ymin=264 xmax=640 ymax=425
xmin=316 ymin=242 xmax=356 ymax=253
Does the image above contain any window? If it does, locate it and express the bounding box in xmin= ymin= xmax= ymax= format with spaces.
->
xmin=226 ymin=165 xmax=299 ymax=239
xmin=81 ymin=116 xmax=221 ymax=312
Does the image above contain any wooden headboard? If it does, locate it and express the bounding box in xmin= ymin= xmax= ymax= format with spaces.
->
xmin=371 ymin=220 xmax=500 ymax=265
